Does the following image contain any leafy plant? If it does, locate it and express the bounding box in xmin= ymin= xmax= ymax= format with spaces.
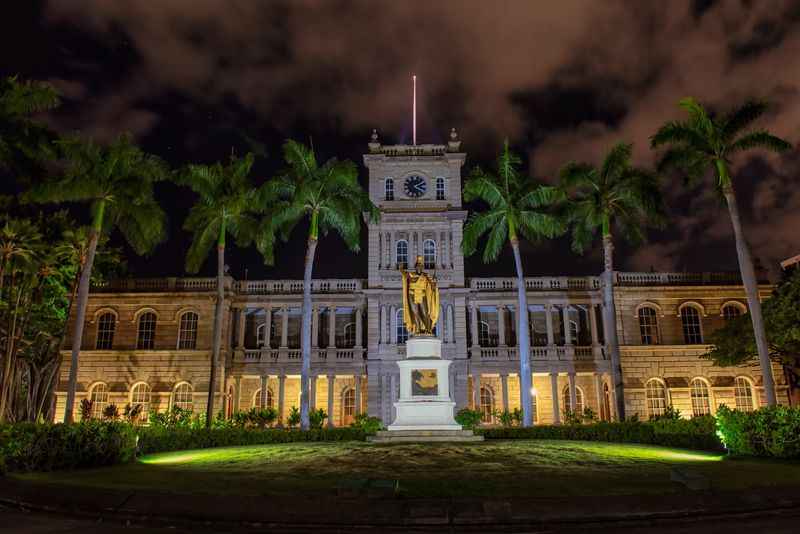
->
xmin=496 ymin=409 xmax=522 ymax=427
xmin=563 ymin=410 xmax=582 ymax=426
xmin=649 ymin=405 xmax=681 ymax=422
xmin=123 ymin=403 xmax=144 ymax=424
xmin=455 ymin=408 xmax=483 ymax=430
xmin=79 ymin=399 xmax=94 ymax=421
xmin=102 ymin=403 xmax=119 ymax=421
xmin=309 ymin=408 xmax=327 ymax=430
xmin=287 ymin=406 xmax=301 ymax=428
xmin=350 ymin=413 xmax=383 ymax=434
xmin=716 ymin=404 xmax=800 ymax=458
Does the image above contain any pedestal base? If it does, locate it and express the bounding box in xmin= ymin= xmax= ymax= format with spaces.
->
xmin=368 ymin=429 xmax=484 ymax=443
xmin=388 ymin=400 xmax=461 ymax=431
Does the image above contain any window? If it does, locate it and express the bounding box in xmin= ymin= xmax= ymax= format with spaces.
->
xmin=395 ymin=308 xmax=408 ymax=344
xmin=177 ymin=312 xmax=198 ymax=349
xmin=422 ymin=239 xmax=436 ymax=269
xmin=343 ymin=323 xmax=356 ymax=348
xmin=96 ymin=313 xmax=116 ymax=350
xmin=173 ymin=383 xmax=193 ymax=412
xmin=638 ymin=307 xmax=660 ymax=345
xmin=385 ymin=178 xmax=394 ymax=200
xmin=89 ymin=383 xmax=109 ymax=419
xmin=253 ymin=388 xmax=274 ymax=409
xmin=396 ymin=239 xmax=408 ymax=269
xmin=130 ymin=383 xmax=151 ymax=421
xmin=645 ymin=379 xmax=667 ymax=417
xmin=341 ymin=387 xmax=356 ymax=425
xmin=137 ymin=312 xmax=157 ymax=349
xmin=722 ymin=304 xmax=744 ymax=321
xmin=478 ymin=320 xmax=492 ymax=347
xmin=435 ymin=177 xmax=445 ymax=200
xmin=479 ymin=385 xmax=494 ymax=423
xmin=690 ymin=378 xmax=711 ymax=416
xmin=531 ymin=390 xmax=538 ymax=423
xmin=562 ymin=385 xmax=584 ymax=416
xmin=256 ymin=323 xmax=267 ymax=347
xmin=680 ymin=306 xmax=703 ymax=344
xmin=734 ymin=377 xmax=755 ymax=412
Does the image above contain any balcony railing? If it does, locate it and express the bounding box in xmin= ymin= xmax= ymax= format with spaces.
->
xmin=471 ymin=277 xmax=601 ymax=291
xmin=471 ymin=345 xmax=605 ymax=362
xmin=234 ymin=279 xmax=363 ymax=294
xmin=236 ymin=347 xmax=365 ymax=364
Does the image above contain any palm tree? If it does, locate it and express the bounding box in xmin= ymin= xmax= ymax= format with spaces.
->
xmin=651 ymin=98 xmax=792 ymax=406
xmin=258 ymin=140 xmax=378 ymax=430
xmin=177 ymin=152 xmax=262 ymax=427
xmin=26 ymin=134 xmax=168 ymax=422
xmin=559 ymin=142 xmax=664 ymax=420
xmin=0 ymin=76 xmax=60 ymax=171
xmin=462 ymin=140 xmax=565 ymax=427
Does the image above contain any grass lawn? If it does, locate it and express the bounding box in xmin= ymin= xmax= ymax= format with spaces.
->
xmin=16 ymin=440 xmax=800 ymax=498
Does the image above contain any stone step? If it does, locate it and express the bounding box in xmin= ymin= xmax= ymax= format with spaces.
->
xmin=367 ymin=434 xmax=484 ymax=443
xmin=375 ymin=429 xmax=475 ymax=437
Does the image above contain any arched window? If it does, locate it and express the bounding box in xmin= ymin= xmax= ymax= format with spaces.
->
xmin=396 ymin=239 xmax=408 ymax=269
xmin=385 ymin=178 xmax=394 ymax=201
xmin=722 ymin=303 xmax=744 ymax=321
xmin=435 ymin=177 xmax=445 ymax=200
xmin=173 ymin=382 xmax=193 ymax=412
xmin=479 ymin=385 xmax=494 ymax=423
xmin=562 ymin=385 xmax=584 ymax=416
xmin=645 ymin=379 xmax=667 ymax=417
xmin=253 ymin=388 xmax=274 ymax=409
xmin=256 ymin=323 xmax=267 ymax=347
xmin=89 ymin=383 xmax=109 ymax=419
xmin=637 ymin=307 xmax=660 ymax=345
xmin=96 ymin=313 xmax=116 ymax=350
xmin=423 ymin=239 xmax=436 ymax=269
xmin=734 ymin=377 xmax=755 ymax=412
xmin=478 ymin=320 xmax=491 ymax=347
xmin=396 ymin=309 xmax=408 ymax=344
xmin=343 ymin=323 xmax=356 ymax=347
xmin=680 ymin=306 xmax=703 ymax=344
xmin=177 ymin=311 xmax=198 ymax=349
xmin=130 ymin=382 xmax=151 ymax=421
xmin=690 ymin=378 xmax=711 ymax=416
xmin=341 ymin=387 xmax=356 ymax=425
xmin=137 ymin=312 xmax=157 ymax=349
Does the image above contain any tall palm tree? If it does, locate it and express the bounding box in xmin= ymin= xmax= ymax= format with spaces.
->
xmin=26 ymin=134 xmax=168 ymax=422
xmin=178 ymin=152 xmax=262 ymax=427
xmin=0 ymin=76 xmax=59 ymax=171
xmin=651 ymin=98 xmax=792 ymax=406
xmin=559 ymin=142 xmax=664 ymax=421
xmin=258 ymin=140 xmax=378 ymax=430
xmin=462 ymin=140 xmax=565 ymax=427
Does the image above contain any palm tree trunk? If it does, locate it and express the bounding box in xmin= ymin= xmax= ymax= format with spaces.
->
xmin=299 ymin=237 xmax=318 ymax=431
xmin=511 ymin=240 xmax=533 ymax=427
xmin=602 ymin=233 xmax=625 ymax=420
xmin=205 ymin=242 xmax=225 ymax=427
xmin=722 ymin=185 xmax=777 ymax=406
xmin=63 ymin=201 xmax=104 ymax=423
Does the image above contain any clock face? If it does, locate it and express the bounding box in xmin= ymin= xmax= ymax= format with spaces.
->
xmin=404 ymin=175 xmax=427 ymax=198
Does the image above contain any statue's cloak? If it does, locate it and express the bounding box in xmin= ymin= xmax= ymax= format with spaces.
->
xmin=401 ymin=270 xmax=440 ymax=335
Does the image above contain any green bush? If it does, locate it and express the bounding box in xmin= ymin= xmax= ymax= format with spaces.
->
xmin=455 ymin=408 xmax=483 ymax=430
xmin=287 ymin=406 xmax=301 ymax=428
xmin=716 ymin=404 xmax=800 ymax=458
xmin=0 ymin=421 xmax=137 ymax=473
xmin=309 ymin=408 xmax=327 ymax=429
xmin=350 ymin=413 xmax=383 ymax=434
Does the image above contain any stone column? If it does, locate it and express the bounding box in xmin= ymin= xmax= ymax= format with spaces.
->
xmin=233 ymin=376 xmax=241 ymax=413
xmin=607 ymin=373 xmax=618 ymax=421
xmin=390 ymin=373 xmax=398 ymax=422
xmin=355 ymin=306 xmax=363 ymax=348
xmin=545 ymin=304 xmax=555 ymax=346
xmin=563 ymin=306 xmax=572 ymax=345
xmin=470 ymin=304 xmax=479 ymax=347
xmin=354 ymin=374 xmax=362 ymax=414
xmin=278 ymin=374 xmax=286 ymax=424
xmin=309 ymin=375 xmax=317 ymax=410
xmin=447 ymin=305 xmax=454 ymax=343
xmin=471 ymin=370 xmax=481 ymax=408
xmin=568 ymin=372 xmax=577 ymax=414
xmin=550 ymin=372 xmax=561 ymax=424
xmin=498 ymin=306 xmax=506 ymax=346
xmin=327 ymin=374 xmax=335 ymax=428
xmin=390 ymin=305 xmax=397 ymax=344
xmin=594 ymin=373 xmax=604 ymax=420
xmin=237 ymin=309 xmax=246 ymax=348
xmin=328 ymin=306 xmax=336 ymax=348
xmin=501 ymin=373 xmax=509 ymax=412
xmin=280 ymin=308 xmax=288 ymax=348
xmin=311 ymin=305 xmax=319 ymax=348
xmin=263 ymin=307 xmax=272 ymax=348
xmin=589 ymin=305 xmax=599 ymax=345
xmin=260 ymin=375 xmax=268 ymax=409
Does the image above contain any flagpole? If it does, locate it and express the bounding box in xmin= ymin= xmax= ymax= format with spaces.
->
xmin=412 ymin=75 xmax=417 ymax=146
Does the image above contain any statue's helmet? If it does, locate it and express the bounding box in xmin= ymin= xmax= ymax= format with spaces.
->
xmin=415 ymin=255 xmax=424 ymax=268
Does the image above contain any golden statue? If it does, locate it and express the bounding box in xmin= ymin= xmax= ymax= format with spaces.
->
xmin=401 ymin=255 xmax=440 ymax=336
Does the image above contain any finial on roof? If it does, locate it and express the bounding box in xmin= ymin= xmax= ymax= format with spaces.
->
xmin=368 ymin=128 xmax=381 ymax=153
xmin=448 ymin=127 xmax=461 ymax=152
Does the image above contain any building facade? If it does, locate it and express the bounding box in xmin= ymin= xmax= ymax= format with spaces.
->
xmin=54 ymin=132 xmax=790 ymax=425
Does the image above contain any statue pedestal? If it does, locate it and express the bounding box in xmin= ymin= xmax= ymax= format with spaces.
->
xmin=388 ymin=337 xmax=461 ymax=431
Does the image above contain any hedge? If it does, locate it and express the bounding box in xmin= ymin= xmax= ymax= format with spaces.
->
xmin=716 ymin=405 xmax=800 ymax=459
xmin=478 ymin=418 xmax=724 ymax=452
xmin=0 ymin=421 xmax=137 ymax=474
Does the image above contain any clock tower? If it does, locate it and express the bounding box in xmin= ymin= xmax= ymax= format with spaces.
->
xmin=363 ymin=128 xmax=471 ymax=421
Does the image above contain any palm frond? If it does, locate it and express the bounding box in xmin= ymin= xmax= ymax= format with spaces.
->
xmin=721 ymin=100 xmax=768 ymax=142
xmin=462 ymin=211 xmax=504 ymax=257
xmin=482 ymin=217 xmax=509 ymax=263
xmin=727 ymin=130 xmax=792 ymax=155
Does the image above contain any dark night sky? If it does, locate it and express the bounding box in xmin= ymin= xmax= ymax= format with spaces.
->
xmin=2 ymin=1 xmax=799 ymax=281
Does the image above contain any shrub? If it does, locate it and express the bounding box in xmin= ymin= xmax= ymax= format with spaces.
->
xmin=649 ymin=405 xmax=682 ymax=422
xmin=79 ymin=398 xmax=93 ymax=421
xmin=102 ymin=403 xmax=120 ymax=421
xmin=0 ymin=421 xmax=137 ymax=473
xmin=287 ymin=406 xmax=301 ymax=428
xmin=123 ymin=403 xmax=144 ymax=425
xmin=716 ymin=404 xmax=800 ymax=458
xmin=309 ymin=409 xmax=327 ymax=429
xmin=496 ymin=409 xmax=522 ymax=427
xmin=350 ymin=413 xmax=383 ymax=434
xmin=455 ymin=408 xmax=483 ymax=430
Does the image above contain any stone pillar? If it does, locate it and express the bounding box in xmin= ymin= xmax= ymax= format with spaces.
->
xmin=390 ymin=373 xmax=398 ymax=422
xmin=328 ymin=306 xmax=336 ymax=348
xmin=354 ymin=374 xmax=362 ymax=414
xmin=237 ymin=309 xmax=246 ymax=348
xmin=310 ymin=375 xmax=317 ymax=410
xmin=501 ymin=373 xmax=509 ymax=412
xmin=594 ymin=373 xmax=603 ymax=419
xmin=311 ymin=305 xmax=319 ymax=348
xmin=470 ymin=304 xmax=479 ymax=347
xmin=327 ymin=374 xmax=335 ymax=428
xmin=589 ymin=305 xmax=599 ymax=345
xmin=280 ymin=308 xmax=288 ymax=348
xmin=263 ymin=307 xmax=272 ymax=348
xmin=545 ymin=304 xmax=555 ymax=346
xmin=568 ymin=372 xmax=577 ymax=414
xmin=278 ymin=374 xmax=286 ymax=424
xmin=260 ymin=375 xmax=268 ymax=409
xmin=607 ymin=373 xmax=618 ymax=421
xmin=390 ymin=305 xmax=397 ymax=344
xmin=355 ymin=306 xmax=363 ymax=348
xmin=233 ymin=376 xmax=241 ymax=413
xmin=471 ymin=370 xmax=481 ymax=408
xmin=447 ymin=305 xmax=454 ymax=343
xmin=550 ymin=372 xmax=561 ymax=424
xmin=563 ymin=306 xmax=572 ymax=345
xmin=498 ymin=306 xmax=506 ymax=346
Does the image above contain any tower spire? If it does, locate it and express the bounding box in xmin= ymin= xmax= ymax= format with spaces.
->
xmin=412 ymin=75 xmax=417 ymax=146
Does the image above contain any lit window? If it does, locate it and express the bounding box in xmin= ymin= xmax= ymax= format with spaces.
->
xmin=396 ymin=309 xmax=408 ymax=344
xmin=722 ymin=304 xmax=744 ymax=321
xmin=130 ymin=383 xmax=151 ymax=421
xmin=478 ymin=320 xmax=492 ymax=347
xmin=385 ymin=178 xmax=394 ymax=201
xmin=173 ymin=383 xmax=193 ymax=412
xmin=734 ymin=377 xmax=755 ymax=412
xmin=137 ymin=312 xmax=157 ymax=349
xmin=341 ymin=387 xmax=356 ymax=425
xmin=562 ymin=385 xmax=584 ymax=416
xmin=89 ymin=383 xmax=109 ymax=419
xmin=253 ymin=388 xmax=274 ymax=409
xmin=396 ymin=239 xmax=408 ymax=269
xmin=690 ymin=379 xmax=711 ymax=416
xmin=96 ymin=313 xmax=116 ymax=350
xmin=177 ymin=312 xmax=198 ymax=349
xmin=680 ymin=306 xmax=703 ymax=344
xmin=479 ymin=385 xmax=494 ymax=423
xmin=531 ymin=389 xmax=538 ymax=423
xmin=423 ymin=239 xmax=436 ymax=269
xmin=638 ymin=307 xmax=660 ymax=345
xmin=645 ymin=379 xmax=667 ymax=417
xmin=435 ymin=177 xmax=445 ymax=200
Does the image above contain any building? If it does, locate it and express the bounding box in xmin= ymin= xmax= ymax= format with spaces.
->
xmin=54 ymin=130 xmax=790 ymax=425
